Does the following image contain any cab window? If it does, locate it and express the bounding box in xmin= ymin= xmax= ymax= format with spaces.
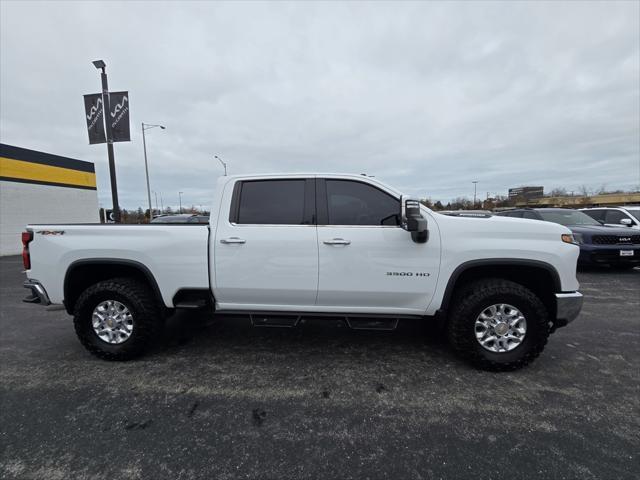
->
xmin=236 ymin=180 xmax=306 ymax=224
xmin=325 ymin=180 xmax=400 ymax=226
xmin=583 ymin=210 xmax=605 ymax=222
xmin=604 ymin=210 xmax=628 ymax=225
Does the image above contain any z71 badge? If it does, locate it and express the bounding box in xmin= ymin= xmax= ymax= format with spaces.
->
xmin=386 ymin=272 xmax=430 ymax=277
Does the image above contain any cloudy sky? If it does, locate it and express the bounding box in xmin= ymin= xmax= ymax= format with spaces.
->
xmin=1 ymin=1 xmax=638 ymax=209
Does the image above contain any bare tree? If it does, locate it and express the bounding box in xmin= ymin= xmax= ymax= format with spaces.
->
xmin=549 ymin=187 xmax=567 ymax=197
xmin=578 ymin=185 xmax=591 ymax=197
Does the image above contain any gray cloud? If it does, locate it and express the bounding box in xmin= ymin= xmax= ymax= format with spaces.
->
xmin=1 ymin=0 xmax=638 ymax=209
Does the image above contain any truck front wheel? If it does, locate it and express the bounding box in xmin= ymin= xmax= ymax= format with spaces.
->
xmin=73 ymin=278 xmax=161 ymax=360
xmin=447 ymin=278 xmax=550 ymax=371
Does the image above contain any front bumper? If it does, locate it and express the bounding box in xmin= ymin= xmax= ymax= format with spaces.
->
xmin=579 ymin=245 xmax=640 ymax=266
xmin=555 ymin=292 xmax=583 ymax=326
xmin=23 ymin=279 xmax=51 ymax=306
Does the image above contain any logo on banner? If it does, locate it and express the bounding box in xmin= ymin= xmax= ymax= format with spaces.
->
xmin=83 ymin=93 xmax=107 ymax=144
xmin=86 ymin=98 xmax=103 ymax=121
xmin=108 ymin=91 xmax=131 ymax=142
xmin=111 ymin=94 xmax=128 ymax=120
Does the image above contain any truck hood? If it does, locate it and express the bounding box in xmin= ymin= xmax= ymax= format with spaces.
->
xmin=432 ymin=211 xmax=571 ymax=238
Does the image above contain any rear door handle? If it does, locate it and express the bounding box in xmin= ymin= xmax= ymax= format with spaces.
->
xmin=323 ymin=238 xmax=351 ymax=245
xmin=220 ymin=237 xmax=246 ymax=244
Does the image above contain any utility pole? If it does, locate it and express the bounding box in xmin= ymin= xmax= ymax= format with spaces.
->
xmin=215 ymin=155 xmax=227 ymax=176
xmin=179 ymin=191 xmax=184 ymax=214
xmin=153 ymin=191 xmax=159 ymax=213
xmin=93 ymin=60 xmax=120 ymax=222
xmin=472 ymin=181 xmax=478 ymax=208
xmin=142 ymin=123 xmax=165 ymax=221
xmin=142 ymin=123 xmax=151 ymax=220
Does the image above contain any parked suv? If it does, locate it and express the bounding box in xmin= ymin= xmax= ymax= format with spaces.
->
xmin=496 ymin=208 xmax=639 ymax=268
xmin=580 ymin=207 xmax=640 ymax=230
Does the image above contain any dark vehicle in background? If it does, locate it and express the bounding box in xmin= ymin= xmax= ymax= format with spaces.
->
xmin=151 ymin=214 xmax=209 ymax=224
xmin=496 ymin=208 xmax=639 ymax=269
xmin=580 ymin=207 xmax=640 ymax=230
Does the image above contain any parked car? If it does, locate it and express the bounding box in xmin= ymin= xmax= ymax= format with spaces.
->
xmin=151 ymin=214 xmax=209 ymax=223
xmin=22 ymin=173 xmax=583 ymax=370
xmin=580 ymin=206 xmax=640 ymax=230
xmin=495 ymin=208 xmax=639 ymax=269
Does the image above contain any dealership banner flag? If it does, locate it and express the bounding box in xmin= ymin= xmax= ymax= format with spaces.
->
xmin=108 ymin=91 xmax=131 ymax=142
xmin=83 ymin=93 xmax=106 ymax=144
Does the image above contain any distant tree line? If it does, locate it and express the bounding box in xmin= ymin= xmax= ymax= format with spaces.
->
xmin=422 ymin=184 xmax=639 ymax=211
xmin=420 ymin=196 xmax=512 ymax=211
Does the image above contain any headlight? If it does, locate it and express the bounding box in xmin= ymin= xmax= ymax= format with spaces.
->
xmin=561 ymin=233 xmax=582 ymax=245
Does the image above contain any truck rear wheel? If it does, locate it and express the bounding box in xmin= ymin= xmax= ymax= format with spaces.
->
xmin=73 ymin=278 xmax=161 ymax=360
xmin=447 ymin=278 xmax=550 ymax=371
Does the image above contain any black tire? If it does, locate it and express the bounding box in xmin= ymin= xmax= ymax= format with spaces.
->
xmin=73 ymin=277 xmax=162 ymax=360
xmin=447 ymin=278 xmax=550 ymax=371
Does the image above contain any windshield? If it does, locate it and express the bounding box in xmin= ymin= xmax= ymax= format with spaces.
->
xmin=538 ymin=210 xmax=601 ymax=226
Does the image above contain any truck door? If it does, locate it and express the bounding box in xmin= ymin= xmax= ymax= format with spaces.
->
xmin=316 ymin=178 xmax=439 ymax=315
xmin=213 ymin=178 xmax=318 ymax=309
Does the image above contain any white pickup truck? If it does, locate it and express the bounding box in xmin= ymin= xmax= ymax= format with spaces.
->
xmin=22 ymin=173 xmax=583 ymax=370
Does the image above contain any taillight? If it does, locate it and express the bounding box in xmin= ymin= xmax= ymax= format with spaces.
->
xmin=22 ymin=231 xmax=33 ymax=270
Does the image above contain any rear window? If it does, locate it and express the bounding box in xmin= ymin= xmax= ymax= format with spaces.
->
xmin=237 ymin=180 xmax=306 ymax=225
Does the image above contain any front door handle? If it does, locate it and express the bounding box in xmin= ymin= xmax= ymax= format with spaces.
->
xmin=323 ymin=238 xmax=351 ymax=245
xmin=220 ymin=237 xmax=246 ymax=244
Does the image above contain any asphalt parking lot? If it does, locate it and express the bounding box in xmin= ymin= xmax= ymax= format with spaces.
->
xmin=0 ymin=255 xmax=638 ymax=480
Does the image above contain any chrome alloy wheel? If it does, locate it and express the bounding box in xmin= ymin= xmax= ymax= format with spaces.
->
xmin=474 ymin=303 xmax=527 ymax=353
xmin=92 ymin=300 xmax=134 ymax=344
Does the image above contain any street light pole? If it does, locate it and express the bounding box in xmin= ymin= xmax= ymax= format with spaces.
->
xmin=179 ymin=191 xmax=184 ymax=214
xmin=153 ymin=191 xmax=159 ymax=212
xmin=215 ymin=155 xmax=227 ymax=176
xmin=93 ymin=60 xmax=120 ymax=222
xmin=142 ymin=123 xmax=165 ymax=221
xmin=472 ymin=181 xmax=478 ymax=207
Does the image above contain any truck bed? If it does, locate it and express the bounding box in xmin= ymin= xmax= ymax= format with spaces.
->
xmin=25 ymin=224 xmax=210 ymax=307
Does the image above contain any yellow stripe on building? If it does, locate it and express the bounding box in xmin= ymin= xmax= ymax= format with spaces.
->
xmin=0 ymin=157 xmax=96 ymax=188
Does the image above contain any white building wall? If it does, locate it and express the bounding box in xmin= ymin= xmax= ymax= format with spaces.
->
xmin=0 ymin=181 xmax=99 ymax=256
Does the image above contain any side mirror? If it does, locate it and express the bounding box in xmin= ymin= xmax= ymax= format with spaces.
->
xmin=401 ymin=196 xmax=429 ymax=243
xmin=620 ymin=218 xmax=632 ymax=227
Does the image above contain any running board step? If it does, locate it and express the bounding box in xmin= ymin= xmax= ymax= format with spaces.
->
xmin=250 ymin=315 xmax=301 ymax=328
xmin=174 ymin=300 xmax=208 ymax=309
xmin=345 ymin=317 xmax=399 ymax=331
xmin=236 ymin=313 xmax=402 ymax=330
